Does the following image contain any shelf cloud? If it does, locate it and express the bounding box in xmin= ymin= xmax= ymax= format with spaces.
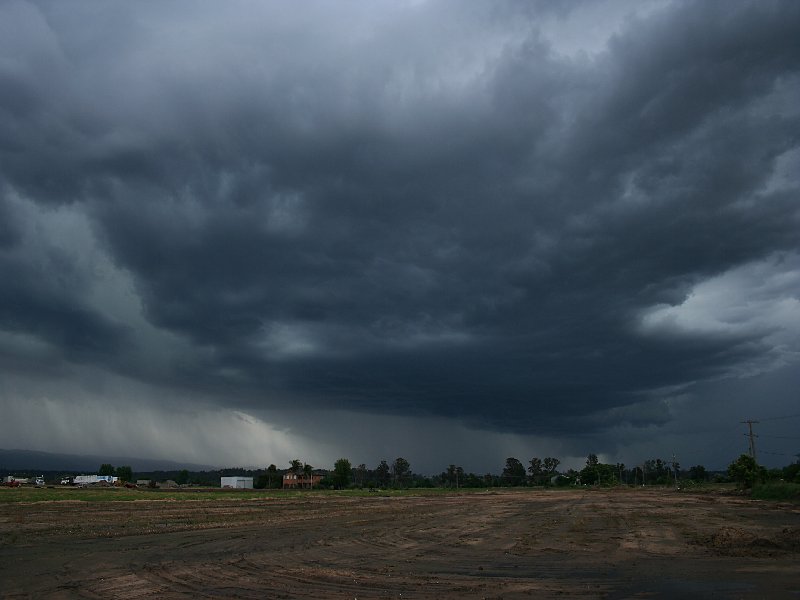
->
xmin=1 ymin=0 xmax=798 ymax=471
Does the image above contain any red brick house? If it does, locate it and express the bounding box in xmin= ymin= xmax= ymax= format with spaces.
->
xmin=282 ymin=473 xmax=322 ymax=489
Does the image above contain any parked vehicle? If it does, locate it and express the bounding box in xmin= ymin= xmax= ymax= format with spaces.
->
xmin=73 ymin=475 xmax=118 ymax=486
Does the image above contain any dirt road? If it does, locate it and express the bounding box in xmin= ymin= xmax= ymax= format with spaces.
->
xmin=1 ymin=488 xmax=798 ymax=598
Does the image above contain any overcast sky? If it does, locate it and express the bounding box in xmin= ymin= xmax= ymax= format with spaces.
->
xmin=1 ymin=0 xmax=799 ymax=474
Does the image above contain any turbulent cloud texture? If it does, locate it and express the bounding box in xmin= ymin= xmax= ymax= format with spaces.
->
xmin=1 ymin=0 xmax=799 ymax=470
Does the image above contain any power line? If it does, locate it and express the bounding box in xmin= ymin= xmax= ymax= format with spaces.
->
xmin=759 ymin=412 xmax=800 ymax=422
xmin=741 ymin=420 xmax=759 ymax=462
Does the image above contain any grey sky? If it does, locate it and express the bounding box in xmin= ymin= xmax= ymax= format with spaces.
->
xmin=1 ymin=0 xmax=799 ymax=473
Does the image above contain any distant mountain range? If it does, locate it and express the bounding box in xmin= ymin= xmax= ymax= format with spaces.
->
xmin=0 ymin=448 xmax=215 ymax=473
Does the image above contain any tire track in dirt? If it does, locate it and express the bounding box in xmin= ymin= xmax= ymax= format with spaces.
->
xmin=2 ymin=489 xmax=798 ymax=598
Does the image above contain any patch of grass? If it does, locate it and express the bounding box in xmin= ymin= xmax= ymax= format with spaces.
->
xmin=0 ymin=486 xmax=471 ymax=504
xmin=0 ymin=485 xmax=553 ymax=504
xmin=0 ymin=487 xmax=275 ymax=503
xmin=751 ymin=482 xmax=800 ymax=502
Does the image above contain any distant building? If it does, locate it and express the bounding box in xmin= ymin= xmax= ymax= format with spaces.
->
xmin=220 ymin=476 xmax=253 ymax=489
xmin=282 ymin=473 xmax=322 ymax=489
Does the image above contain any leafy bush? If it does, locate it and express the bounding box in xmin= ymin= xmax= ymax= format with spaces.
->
xmin=727 ymin=455 xmax=766 ymax=489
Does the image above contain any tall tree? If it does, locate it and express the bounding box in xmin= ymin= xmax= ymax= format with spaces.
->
xmin=355 ymin=463 xmax=367 ymax=487
xmin=116 ymin=465 xmax=133 ymax=483
xmin=502 ymin=457 xmax=526 ymax=486
xmin=392 ymin=457 xmax=411 ymax=487
xmin=255 ymin=464 xmax=280 ymax=490
xmin=266 ymin=464 xmax=278 ymax=488
xmin=728 ymin=454 xmax=765 ymax=489
xmin=582 ymin=454 xmax=600 ymax=485
xmin=642 ymin=458 xmax=671 ymax=484
xmin=446 ymin=464 xmax=456 ymax=487
xmin=543 ymin=457 xmax=560 ymax=476
xmin=528 ymin=457 xmax=543 ymax=484
xmin=783 ymin=461 xmax=800 ymax=483
xmin=98 ymin=463 xmax=115 ymax=476
xmin=375 ymin=460 xmax=391 ymax=487
xmin=303 ymin=463 xmax=314 ymax=486
xmin=688 ymin=465 xmax=707 ymax=482
xmin=455 ymin=466 xmax=464 ymax=489
xmin=289 ymin=459 xmax=303 ymax=475
xmin=615 ymin=463 xmax=626 ymax=485
xmin=333 ymin=458 xmax=352 ymax=489
xmin=445 ymin=464 xmax=465 ymax=488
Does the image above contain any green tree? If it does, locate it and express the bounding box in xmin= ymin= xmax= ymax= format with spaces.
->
xmin=444 ymin=464 xmax=465 ymax=488
xmin=375 ymin=460 xmax=391 ymax=487
xmin=175 ymin=469 xmax=189 ymax=485
xmin=643 ymin=458 xmax=671 ymax=484
xmin=98 ymin=464 xmax=115 ymax=476
xmin=463 ymin=472 xmax=482 ymax=487
xmin=443 ymin=465 xmax=454 ymax=487
xmin=727 ymin=454 xmax=765 ymax=489
xmin=528 ymin=457 xmax=543 ymax=484
xmin=289 ymin=459 xmax=303 ymax=475
xmin=543 ymin=457 xmax=561 ymax=478
xmin=688 ymin=465 xmax=707 ymax=482
xmin=580 ymin=455 xmax=617 ymax=485
xmin=392 ymin=457 xmax=411 ymax=487
xmin=333 ymin=458 xmax=352 ymax=488
xmin=266 ymin=464 xmax=279 ymax=488
xmin=783 ymin=461 xmax=800 ymax=483
xmin=303 ymin=463 xmax=314 ymax=488
xmin=355 ymin=463 xmax=367 ymax=487
xmin=116 ymin=465 xmax=133 ymax=483
xmin=502 ymin=457 xmax=526 ymax=486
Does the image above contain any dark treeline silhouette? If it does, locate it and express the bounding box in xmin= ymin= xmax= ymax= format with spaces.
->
xmin=8 ymin=454 xmax=798 ymax=491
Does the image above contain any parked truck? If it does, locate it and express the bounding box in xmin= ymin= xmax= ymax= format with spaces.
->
xmin=73 ymin=475 xmax=118 ymax=486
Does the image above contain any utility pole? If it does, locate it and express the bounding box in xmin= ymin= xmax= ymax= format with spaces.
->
xmin=741 ymin=420 xmax=759 ymax=462
xmin=671 ymin=453 xmax=679 ymax=486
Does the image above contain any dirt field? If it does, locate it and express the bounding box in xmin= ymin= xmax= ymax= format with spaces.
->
xmin=1 ymin=487 xmax=798 ymax=598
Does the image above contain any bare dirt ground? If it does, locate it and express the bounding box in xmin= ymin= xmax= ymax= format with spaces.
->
xmin=1 ymin=488 xmax=799 ymax=599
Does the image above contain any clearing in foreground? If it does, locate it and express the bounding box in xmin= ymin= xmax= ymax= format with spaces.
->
xmin=1 ymin=487 xmax=798 ymax=598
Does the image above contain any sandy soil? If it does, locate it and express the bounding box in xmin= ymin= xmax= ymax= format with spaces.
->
xmin=1 ymin=488 xmax=798 ymax=598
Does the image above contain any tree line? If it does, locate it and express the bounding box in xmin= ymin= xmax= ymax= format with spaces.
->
xmin=63 ymin=453 xmax=799 ymax=492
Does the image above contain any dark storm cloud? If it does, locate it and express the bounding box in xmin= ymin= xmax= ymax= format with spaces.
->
xmin=1 ymin=0 xmax=799 ymax=440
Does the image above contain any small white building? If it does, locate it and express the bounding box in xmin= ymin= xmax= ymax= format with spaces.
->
xmin=220 ymin=476 xmax=253 ymax=489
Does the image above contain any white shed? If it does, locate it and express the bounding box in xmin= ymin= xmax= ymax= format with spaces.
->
xmin=220 ymin=476 xmax=253 ymax=489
